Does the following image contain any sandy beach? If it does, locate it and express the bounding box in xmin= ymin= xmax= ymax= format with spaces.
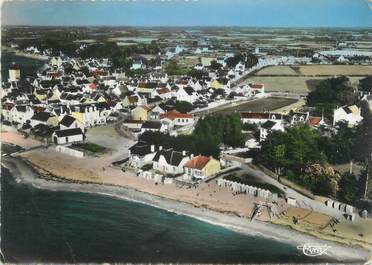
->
xmin=1 ymin=129 xmax=41 ymax=149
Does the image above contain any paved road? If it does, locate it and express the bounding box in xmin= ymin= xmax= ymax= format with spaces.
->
xmin=240 ymin=164 xmax=346 ymax=219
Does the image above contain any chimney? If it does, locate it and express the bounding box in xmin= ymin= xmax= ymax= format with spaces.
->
xmin=182 ymin=150 xmax=186 ymax=156
xmin=151 ymin=145 xmax=155 ymax=152
xmin=190 ymin=154 xmax=194 ymax=158
xmin=159 ymin=146 xmax=163 ymax=151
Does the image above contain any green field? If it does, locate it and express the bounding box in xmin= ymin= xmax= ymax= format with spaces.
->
xmin=244 ymin=65 xmax=370 ymax=94
xmin=210 ymin=97 xmax=298 ymax=116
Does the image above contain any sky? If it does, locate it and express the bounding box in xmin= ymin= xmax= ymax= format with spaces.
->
xmin=2 ymin=0 xmax=372 ymax=27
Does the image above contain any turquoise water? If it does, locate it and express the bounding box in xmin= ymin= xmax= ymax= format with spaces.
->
xmin=1 ymin=166 xmax=321 ymax=263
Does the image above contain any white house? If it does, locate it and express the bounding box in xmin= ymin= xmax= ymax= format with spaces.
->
xmin=59 ymin=115 xmax=84 ymax=131
xmin=71 ymin=104 xmax=107 ymax=128
xmin=129 ymin=141 xmax=158 ymax=168
xmin=9 ymin=105 xmax=34 ymax=125
xmin=176 ymin=87 xmax=198 ymax=103
xmin=152 ymin=148 xmax=190 ymax=175
xmin=235 ymin=61 xmax=245 ymax=72
xmin=159 ymin=110 xmax=194 ymax=128
xmin=333 ymin=105 xmax=363 ymax=126
xmin=131 ymin=60 xmax=143 ymax=70
xmin=259 ymin=120 xmax=285 ymax=142
xmin=152 ymin=87 xmax=172 ymax=100
xmin=241 ymin=112 xmax=283 ymax=125
xmin=52 ymin=128 xmax=84 ymax=145
xmin=148 ymin=105 xmax=166 ymax=120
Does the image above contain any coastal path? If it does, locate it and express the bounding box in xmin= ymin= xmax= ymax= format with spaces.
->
xmin=240 ymin=163 xmax=345 ymax=219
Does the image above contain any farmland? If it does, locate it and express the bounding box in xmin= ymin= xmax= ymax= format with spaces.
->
xmin=207 ymin=97 xmax=298 ymax=116
xmin=243 ymin=65 xmax=371 ymax=94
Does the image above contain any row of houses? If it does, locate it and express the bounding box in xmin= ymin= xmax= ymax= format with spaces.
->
xmin=240 ymin=103 xmax=363 ymax=142
xmin=128 ymin=141 xmax=221 ymax=182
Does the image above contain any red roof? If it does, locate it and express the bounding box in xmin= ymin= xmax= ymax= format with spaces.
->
xmin=249 ymin=83 xmax=264 ymax=89
xmin=127 ymin=96 xmax=139 ymax=103
xmin=33 ymin=106 xmax=46 ymax=113
xmin=90 ymin=70 xmax=108 ymax=77
xmin=3 ymin=103 xmax=14 ymax=110
xmin=184 ymin=155 xmax=211 ymax=170
xmin=157 ymin=87 xmax=170 ymax=94
xmin=307 ymin=116 xmax=322 ymax=127
xmin=89 ymin=83 xmax=97 ymax=90
xmin=160 ymin=110 xmax=193 ymax=120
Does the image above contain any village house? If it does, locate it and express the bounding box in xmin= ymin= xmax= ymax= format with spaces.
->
xmin=241 ymin=112 xmax=284 ymax=125
xmin=152 ymin=148 xmax=190 ymax=175
xmin=140 ymin=121 xmax=166 ymax=134
xmin=59 ymin=115 xmax=84 ymax=131
xmin=128 ymin=141 xmax=158 ymax=168
xmin=71 ymin=104 xmax=106 ymax=128
xmin=52 ymin=128 xmax=84 ymax=145
xmin=152 ymin=87 xmax=172 ymax=100
xmin=148 ymin=105 xmax=166 ymax=120
xmin=333 ymin=105 xmax=363 ymax=126
xmin=122 ymin=95 xmax=142 ymax=108
xmin=307 ymin=116 xmax=326 ymax=128
xmin=131 ymin=105 xmax=149 ymax=121
xmin=286 ymin=111 xmax=310 ymax=125
xmin=183 ymin=155 xmax=221 ymax=180
xmin=176 ymin=86 xmax=198 ymax=103
xmin=259 ymin=120 xmax=285 ymax=142
xmin=9 ymin=105 xmax=34 ymax=125
xmin=30 ymin=111 xmax=59 ymax=128
xmin=131 ymin=60 xmax=144 ymax=70
xmin=159 ymin=110 xmax=194 ymax=128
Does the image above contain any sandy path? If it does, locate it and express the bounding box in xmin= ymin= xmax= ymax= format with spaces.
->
xmin=1 ymin=129 xmax=41 ymax=149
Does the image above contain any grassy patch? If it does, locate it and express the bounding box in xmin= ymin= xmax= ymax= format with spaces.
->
xmin=72 ymin=142 xmax=107 ymax=153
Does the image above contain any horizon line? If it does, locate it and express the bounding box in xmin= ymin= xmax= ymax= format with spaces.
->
xmin=3 ymin=25 xmax=372 ymax=29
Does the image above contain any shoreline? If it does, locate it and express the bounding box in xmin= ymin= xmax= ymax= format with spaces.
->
xmin=1 ymin=153 xmax=371 ymax=263
xmin=2 ymin=46 xmax=49 ymax=61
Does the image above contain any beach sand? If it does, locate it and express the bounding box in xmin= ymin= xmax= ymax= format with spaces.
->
xmin=1 ymin=129 xmax=41 ymax=149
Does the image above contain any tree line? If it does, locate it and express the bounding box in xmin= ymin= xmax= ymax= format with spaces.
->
xmin=257 ymin=101 xmax=372 ymax=203
xmin=139 ymin=114 xmax=244 ymax=158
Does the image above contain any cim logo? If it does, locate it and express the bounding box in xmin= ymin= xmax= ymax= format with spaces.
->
xmin=297 ymin=243 xmax=331 ymax=257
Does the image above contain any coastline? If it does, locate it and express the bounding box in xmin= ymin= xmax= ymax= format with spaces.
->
xmin=2 ymin=46 xmax=49 ymax=61
xmin=1 ymin=153 xmax=371 ymax=263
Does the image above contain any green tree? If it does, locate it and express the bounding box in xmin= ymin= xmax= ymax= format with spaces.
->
xmin=359 ymin=76 xmax=372 ymax=92
xmin=338 ymin=173 xmax=359 ymax=204
xmin=307 ymin=76 xmax=357 ymax=118
xmin=175 ymin=101 xmax=194 ymax=113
